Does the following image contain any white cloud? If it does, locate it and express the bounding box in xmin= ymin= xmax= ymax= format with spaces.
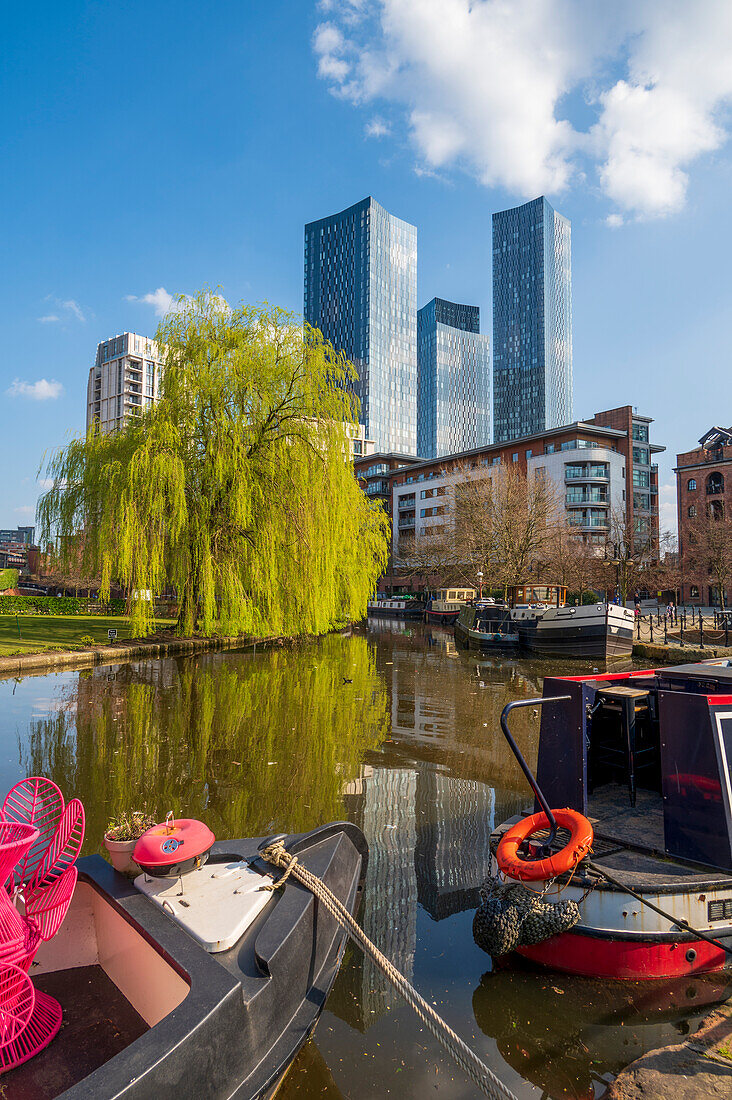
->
xmin=313 ymin=0 xmax=732 ymax=220
xmin=14 ymin=505 xmax=35 ymax=518
xmin=365 ymin=115 xmax=391 ymax=139
xmin=605 ymin=213 xmax=624 ymax=228
xmin=6 ymin=378 xmax=64 ymax=401
xmin=61 ymin=298 xmax=85 ymax=322
xmin=126 ymin=287 xmax=176 ymax=317
xmin=659 ymin=482 xmax=678 ymax=533
xmin=38 ymin=297 xmax=86 ymax=323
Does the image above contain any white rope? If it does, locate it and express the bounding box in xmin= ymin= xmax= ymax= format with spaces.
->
xmin=259 ymin=842 xmax=518 ymax=1100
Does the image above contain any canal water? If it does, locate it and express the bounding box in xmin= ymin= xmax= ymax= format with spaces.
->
xmin=1 ymin=619 xmax=729 ymax=1099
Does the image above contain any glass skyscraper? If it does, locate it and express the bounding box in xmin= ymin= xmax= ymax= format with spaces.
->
xmin=417 ymin=298 xmax=491 ymax=459
xmin=304 ymin=196 xmax=417 ymax=454
xmin=492 ymin=196 xmax=573 ymax=443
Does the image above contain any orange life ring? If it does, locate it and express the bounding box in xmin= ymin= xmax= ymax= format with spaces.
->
xmin=496 ymin=808 xmax=594 ymax=882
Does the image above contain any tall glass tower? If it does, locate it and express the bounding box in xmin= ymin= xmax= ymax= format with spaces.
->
xmin=492 ymin=196 xmax=573 ymax=443
xmin=417 ymin=298 xmax=491 ymax=459
xmin=304 ymin=196 xmax=417 ymax=454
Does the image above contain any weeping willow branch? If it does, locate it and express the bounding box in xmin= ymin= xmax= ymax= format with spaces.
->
xmin=38 ymin=292 xmax=389 ymax=638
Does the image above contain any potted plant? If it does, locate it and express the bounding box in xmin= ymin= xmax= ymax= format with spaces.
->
xmin=104 ymin=811 xmax=157 ymax=874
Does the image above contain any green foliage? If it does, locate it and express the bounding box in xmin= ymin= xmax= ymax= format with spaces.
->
xmin=0 ymin=569 xmax=18 ymax=591
xmin=0 ymin=595 xmax=126 ymax=615
xmin=105 ymin=811 xmax=157 ymax=842
xmin=79 ymin=635 xmax=95 ymax=646
xmin=39 ymin=293 xmax=389 ymax=638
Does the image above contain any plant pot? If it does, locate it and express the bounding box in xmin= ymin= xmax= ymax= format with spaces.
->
xmin=104 ymin=834 xmax=140 ymax=875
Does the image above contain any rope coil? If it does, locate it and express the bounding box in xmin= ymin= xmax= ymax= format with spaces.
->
xmin=258 ymin=841 xmax=517 ymax=1100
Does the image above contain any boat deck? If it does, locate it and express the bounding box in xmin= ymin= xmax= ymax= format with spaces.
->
xmin=493 ymin=783 xmax=732 ymax=894
xmin=5 ymin=964 xmax=148 ymax=1099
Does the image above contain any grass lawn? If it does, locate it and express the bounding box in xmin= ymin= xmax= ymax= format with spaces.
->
xmin=0 ymin=614 xmax=175 ymax=657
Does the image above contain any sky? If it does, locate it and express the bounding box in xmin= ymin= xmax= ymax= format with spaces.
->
xmin=3 ymin=0 xmax=732 ymax=538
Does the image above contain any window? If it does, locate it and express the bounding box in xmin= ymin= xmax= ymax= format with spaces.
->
xmin=688 ymin=505 xmax=696 ymax=518
xmin=633 ymin=469 xmax=650 ymax=489
xmin=525 ymin=449 xmax=532 ymax=460
xmin=690 ymin=585 xmax=699 ymax=598
xmin=687 ymin=478 xmax=697 ymax=491
xmin=632 ymin=423 xmax=649 ymax=443
xmin=706 ymin=472 xmax=724 ymax=495
xmin=709 ymin=500 xmax=724 ymax=520
xmin=545 ymin=443 xmax=555 ymax=454
xmin=633 ymin=446 xmax=649 ymax=465
xmin=512 ymin=453 xmax=519 ymax=463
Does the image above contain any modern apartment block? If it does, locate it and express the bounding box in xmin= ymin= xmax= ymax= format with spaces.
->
xmin=355 ymin=405 xmax=663 ymax=592
xmin=492 ymin=196 xmax=573 ymax=443
xmin=0 ymin=527 xmax=35 ymax=546
xmin=304 ymin=196 xmax=418 ymax=454
xmin=588 ymin=406 xmax=663 ymax=552
xmin=86 ymin=332 xmax=163 ymax=434
xmin=675 ymin=426 xmax=732 ymax=604
xmin=417 ymin=297 xmax=491 ymax=460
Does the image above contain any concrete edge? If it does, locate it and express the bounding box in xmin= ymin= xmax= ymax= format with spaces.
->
xmin=0 ymin=632 xmax=287 ymax=681
xmin=632 ymin=641 xmax=732 ymax=663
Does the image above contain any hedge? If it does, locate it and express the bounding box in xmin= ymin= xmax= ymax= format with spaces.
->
xmin=0 ymin=595 xmax=128 ymax=616
xmin=0 ymin=569 xmax=19 ymax=592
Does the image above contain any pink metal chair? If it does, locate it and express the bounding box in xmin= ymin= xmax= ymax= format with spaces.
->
xmin=0 ymin=966 xmax=61 ymax=1074
xmin=25 ymin=866 xmax=78 ymax=942
xmin=2 ymin=778 xmax=64 ymax=893
xmin=30 ymin=799 xmax=85 ymax=893
xmin=0 ymin=824 xmax=40 ymax=965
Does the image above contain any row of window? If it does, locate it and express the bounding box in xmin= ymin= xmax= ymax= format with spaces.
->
xmin=687 ymin=473 xmax=725 ymax=494
xmin=688 ymin=502 xmax=725 ymax=519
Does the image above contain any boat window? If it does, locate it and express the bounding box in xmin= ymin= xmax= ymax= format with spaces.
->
xmin=448 ymin=591 xmax=456 ymax=600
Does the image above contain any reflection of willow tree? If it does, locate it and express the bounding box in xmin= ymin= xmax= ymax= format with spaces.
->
xmin=22 ymin=637 xmax=388 ymax=853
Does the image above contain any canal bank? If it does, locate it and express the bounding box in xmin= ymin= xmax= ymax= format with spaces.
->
xmin=608 ymin=1000 xmax=732 ymax=1099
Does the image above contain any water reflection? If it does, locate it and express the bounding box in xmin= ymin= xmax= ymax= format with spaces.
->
xmin=1 ymin=621 xmax=729 ymax=1100
xmin=18 ymin=635 xmax=390 ymax=849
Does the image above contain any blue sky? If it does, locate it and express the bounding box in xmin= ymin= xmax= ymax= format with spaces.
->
xmin=3 ymin=1 xmax=732 ymax=537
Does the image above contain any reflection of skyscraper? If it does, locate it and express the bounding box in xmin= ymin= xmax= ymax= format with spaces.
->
xmin=304 ymin=197 xmax=417 ymax=454
xmin=336 ymin=767 xmax=417 ymax=1028
xmin=415 ymin=770 xmax=495 ymax=921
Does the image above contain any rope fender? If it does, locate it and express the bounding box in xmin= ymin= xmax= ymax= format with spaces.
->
xmin=258 ymin=841 xmax=518 ymax=1100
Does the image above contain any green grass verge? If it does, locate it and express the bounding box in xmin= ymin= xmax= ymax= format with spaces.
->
xmin=0 ymin=614 xmax=175 ymax=657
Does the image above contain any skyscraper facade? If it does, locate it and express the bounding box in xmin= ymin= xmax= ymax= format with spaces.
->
xmin=417 ymin=297 xmax=491 ymax=459
xmin=86 ymin=332 xmax=162 ymax=434
xmin=304 ymin=196 xmax=417 ymax=454
xmin=492 ymin=196 xmax=573 ymax=443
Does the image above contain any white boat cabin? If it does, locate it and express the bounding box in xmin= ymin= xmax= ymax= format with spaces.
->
xmin=429 ymin=587 xmax=476 ymax=614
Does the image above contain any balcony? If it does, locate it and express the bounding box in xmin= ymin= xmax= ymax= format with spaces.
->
xmin=398 ymin=497 xmax=416 ymax=509
xmin=398 ymin=517 xmax=415 ymax=529
xmin=566 ymin=493 xmax=608 ymax=506
xmin=565 ymin=471 xmax=610 ymax=483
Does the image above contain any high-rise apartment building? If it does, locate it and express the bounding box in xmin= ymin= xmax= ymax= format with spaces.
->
xmin=86 ymin=332 xmax=163 ymax=434
xmin=304 ymin=196 xmax=417 ymax=454
xmin=492 ymin=196 xmax=573 ymax=443
xmin=417 ymin=297 xmax=491 ymax=459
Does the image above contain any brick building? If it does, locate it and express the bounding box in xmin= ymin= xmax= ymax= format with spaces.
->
xmin=355 ymin=405 xmax=663 ymax=594
xmin=675 ymin=427 xmax=732 ymax=605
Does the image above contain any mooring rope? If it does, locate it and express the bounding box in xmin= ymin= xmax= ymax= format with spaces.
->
xmin=259 ymin=841 xmax=517 ymax=1100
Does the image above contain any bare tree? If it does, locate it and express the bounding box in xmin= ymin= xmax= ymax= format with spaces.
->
xmin=685 ymin=506 xmax=732 ymax=608
xmin=594 ymin=509 xmax=660 ymax=604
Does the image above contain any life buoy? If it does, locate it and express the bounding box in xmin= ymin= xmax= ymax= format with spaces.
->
xmin=496 ymin=808 xmax=593 ymax=882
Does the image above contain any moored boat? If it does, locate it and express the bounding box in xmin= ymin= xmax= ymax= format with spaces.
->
xmin=454 ymin=601 xmax=519 ymax=649
xmin=7 ymin=820 xmax=367 ymax=1098
xmin=507 ymin=584 xmax=635 ymax=659
xmin=366 ymin=596 xmax=425 ymax=619
xmin=476 ymin=660 xmax=732 ymax=980
xmin=424 ymin=587 xmax=476 ymax=624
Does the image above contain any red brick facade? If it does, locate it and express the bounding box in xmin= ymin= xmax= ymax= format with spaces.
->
xmin=675 ymin=433 xmax=732 ymax=604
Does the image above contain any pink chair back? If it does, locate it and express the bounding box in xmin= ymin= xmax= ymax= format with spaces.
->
xmin=2 ymin=778 xmax=64 ymax=891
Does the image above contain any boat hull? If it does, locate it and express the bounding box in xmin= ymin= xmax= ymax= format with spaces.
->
xmin=454 ymin=619 xmax=519 ymax=649
xmin=517 ymin=604 xmax=634 ymax=659
xmin=7 ymin=822 xmax=367 ymax=1099
xmin=425 ymin=608 xmax=460 ymax=624
xmin=516 ymin=928 xmax=730 ymax=979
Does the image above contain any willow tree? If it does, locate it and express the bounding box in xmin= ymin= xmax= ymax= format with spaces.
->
xmin=38 ymin=292 xmax=389 ymax=637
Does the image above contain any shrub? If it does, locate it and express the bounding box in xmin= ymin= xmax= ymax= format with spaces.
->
xmin=0 ymin=594 xmax=127 ymax=615
xmin=79 ymin=635 xmax=95 ymax=646
xmin=105 ymin=811 xmax=158 ymax=842
xmin=0 ymin=569 xmax=18 ymax=592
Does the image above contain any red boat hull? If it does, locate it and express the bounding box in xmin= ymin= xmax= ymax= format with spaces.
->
xmin=425 ymin=609 xmax=460 ymax=623
xmin=517 ymin=930 xmax=730 ymax=980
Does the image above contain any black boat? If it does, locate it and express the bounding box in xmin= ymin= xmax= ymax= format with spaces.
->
xmin=454 ymin=601 xmax=519 ymax=649
xmin=507 ymin=584 xmax=635 ymax=659
xmin=7 ymin=821 xmax=367 ymax=1099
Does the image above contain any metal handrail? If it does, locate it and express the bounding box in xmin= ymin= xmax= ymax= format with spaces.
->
xmin=499 ymin=695 xmax=573 ymax=852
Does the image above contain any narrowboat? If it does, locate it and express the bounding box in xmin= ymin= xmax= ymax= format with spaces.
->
xmin=478 ymin=660 xmax=732 ymax=980
xmin=7 ymin=821 xmax=367 ymax=1098
xmin=507 ymin=584 xmax=635 ymax=659
xmin=424 ymin=587 xmax=476 ymax=625
xmin=366 ymin=596 xmax=425 ymax=620
xmin=454 ymin=601 xmax=519 ymax=650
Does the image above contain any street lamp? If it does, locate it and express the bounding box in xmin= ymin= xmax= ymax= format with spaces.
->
xmin=477 ymin=571 xmax=484 ymax=600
